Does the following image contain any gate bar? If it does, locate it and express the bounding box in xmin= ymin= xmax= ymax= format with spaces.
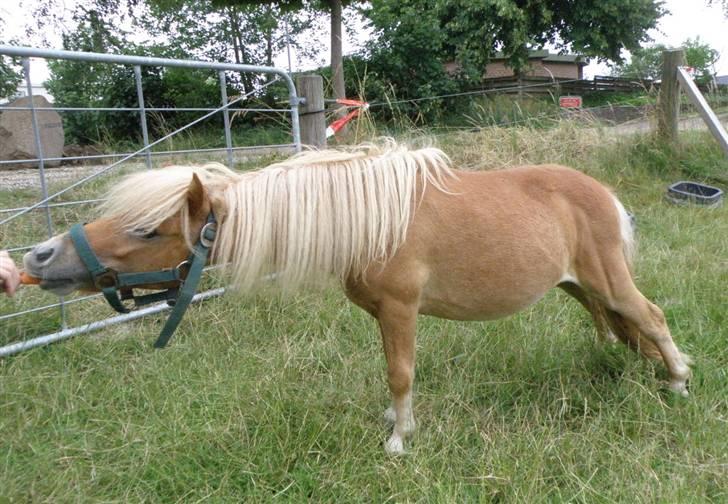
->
xmin=0 ymin=288 xmax=225 ymax=357
xmin=0 ymin=45 xmax=302 ymax=151
xmin=133 ymin=65 xmax=153 ymax=169
xmin=22 ymin=57 xmax=67 ymax=329
xmin=218 ymin=70 xmax=234 ymax=168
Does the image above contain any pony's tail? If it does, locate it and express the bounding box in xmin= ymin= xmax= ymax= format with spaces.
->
xmin=612 ymin=195 xmax=636 ymax=273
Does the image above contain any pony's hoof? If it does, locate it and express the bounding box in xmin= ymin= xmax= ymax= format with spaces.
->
xmin=383 ymin=406 xmax=396 ymax=424
xmin=384 ymin=435 xmax=405 ymax=455
xmin=668 ymin=380 xmax=689 ymax=398
xmin=604 ymin=330 xmax=619 ymax=343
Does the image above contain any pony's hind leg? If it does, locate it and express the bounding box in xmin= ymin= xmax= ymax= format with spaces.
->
xmin=559 ymin=282 xmax=617 ymax=343
xmin=376 ymin=297 xmax=418 ymax=455
xmin=578 ymin=257 xmax=691 ymax=396
xmin=609 ymin=293 xmax=691 ymax=396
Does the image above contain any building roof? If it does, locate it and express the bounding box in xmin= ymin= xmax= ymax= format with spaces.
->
xmin=716 ymin=75 xmax=728 ymax=86
xmin=490 ymin=50 xmax=588 ymax=66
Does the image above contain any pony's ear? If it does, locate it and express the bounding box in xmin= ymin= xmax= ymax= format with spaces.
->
xmin=209 ymin=192 xmax=228 ymax=224
xmin=187 ymin=173 xmax=209 ymax=217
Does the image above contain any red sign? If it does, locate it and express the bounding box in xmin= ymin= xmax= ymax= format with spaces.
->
xmin=559 ymin=96 xmax=582 ymax=108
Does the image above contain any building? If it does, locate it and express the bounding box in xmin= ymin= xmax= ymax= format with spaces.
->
xmin=445 ymin=50 xmax=588 ymax=81
xmin=0 ymin=83 xmax=54 ymax=104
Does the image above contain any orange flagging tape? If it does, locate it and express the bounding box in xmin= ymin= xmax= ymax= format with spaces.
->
xmin=326 ymin=99 xmax=369 ymax=138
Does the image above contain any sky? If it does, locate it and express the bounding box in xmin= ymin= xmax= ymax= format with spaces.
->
xmin=2 ymin=0 xmax=728 ymax=85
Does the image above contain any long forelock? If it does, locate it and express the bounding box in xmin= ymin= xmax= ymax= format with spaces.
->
xmin=99 ymin=163 xmax=240 ymax=234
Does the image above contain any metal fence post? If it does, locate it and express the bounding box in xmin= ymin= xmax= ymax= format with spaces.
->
xmin=218 ymin=70 xmax=234 ymax=168
xmin=22 ymin=57 xmax=67 ymax=328
xmin=134 ymin=65 xmax=152 ymax=169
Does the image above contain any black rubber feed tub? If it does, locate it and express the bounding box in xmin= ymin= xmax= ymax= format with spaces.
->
xmin=666 ymin=181 xmax=724 ymax=208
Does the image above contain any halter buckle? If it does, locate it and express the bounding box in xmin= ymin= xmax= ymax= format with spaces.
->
xmin=199 ymin=222 xmax=217 ymax=248
xmin=92 ymin=269 xmax=119 ymax=290
xmin=175 ymin=260 xmax=191 ymax=279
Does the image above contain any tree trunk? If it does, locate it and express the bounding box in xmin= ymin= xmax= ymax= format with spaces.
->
xmin=227 ymin=6 xmax=253 ymax=95
xmin=264 ymin=9 xmax=275 ymax=106
xmin=330 ymin=0 xmax=346 ymax=112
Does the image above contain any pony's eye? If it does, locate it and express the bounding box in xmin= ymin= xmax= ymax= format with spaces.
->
xmin=133 ymin=229 xmax=159 ymax=240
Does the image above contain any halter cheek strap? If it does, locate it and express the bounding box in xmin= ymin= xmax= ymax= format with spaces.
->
xmin=69 ymin=214 xmax=217 ymax=348
xmin=154 ymin=217 xmax=216 ymax=348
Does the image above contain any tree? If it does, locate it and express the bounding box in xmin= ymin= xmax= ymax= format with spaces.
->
xmin=362 ymin=0 xmax=666 ymax=106
xmin=0 ymin=19 xmax=23 ymax=100
xmin=28 ymin=0 xmax=312 ymax=143
xmin=43 ymin=8 xmax=226 ymax=144
xmin=213 ymin=0 xmax=360 ymax=105
xmin=611 ymin=38 xmax=719 ymax=86
xmin=145 ymin=0 xmax=314 ymax=97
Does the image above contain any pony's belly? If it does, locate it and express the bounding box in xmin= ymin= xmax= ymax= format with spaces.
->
xmin=418 ymin=283 xmax=552 ymax=321
xmin=416 ymin=253 xmax=566 ymax=321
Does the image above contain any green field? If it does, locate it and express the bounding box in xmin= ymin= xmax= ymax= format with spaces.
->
xmin=1 ymin=124 xmax=727 ymax=502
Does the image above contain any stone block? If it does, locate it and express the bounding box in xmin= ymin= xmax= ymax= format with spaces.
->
xmin=0 ymin=95 xmax=64 ymax=168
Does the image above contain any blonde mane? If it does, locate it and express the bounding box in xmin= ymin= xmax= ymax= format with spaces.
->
xmin=102 ymin=140 xmax=455 ymax=291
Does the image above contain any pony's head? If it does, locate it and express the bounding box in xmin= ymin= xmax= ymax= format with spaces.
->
xmin=23 ymin=164 xmax=237 ymax=295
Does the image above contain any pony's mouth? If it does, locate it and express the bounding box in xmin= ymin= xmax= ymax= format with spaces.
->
xmin=38 ymin=278 xmax=82 ymax=295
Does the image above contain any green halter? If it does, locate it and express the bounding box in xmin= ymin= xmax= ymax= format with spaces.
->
xmin=69 ymin=214 xmax=217 ymax=348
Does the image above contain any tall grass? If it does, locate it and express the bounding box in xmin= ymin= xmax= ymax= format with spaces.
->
xmin=1 ymin=123 xmax=726 ymax=501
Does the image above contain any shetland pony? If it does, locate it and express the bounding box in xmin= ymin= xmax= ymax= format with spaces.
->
xmin=23 ymin=141 xmax=691 ymax=454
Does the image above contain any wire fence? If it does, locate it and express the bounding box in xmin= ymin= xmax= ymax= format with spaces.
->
xmin=0 ymin=45 xmax=302 ymax=356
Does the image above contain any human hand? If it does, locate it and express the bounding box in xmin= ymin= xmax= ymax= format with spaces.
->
xmin=0 ymin=250 xmax=21 ymax=297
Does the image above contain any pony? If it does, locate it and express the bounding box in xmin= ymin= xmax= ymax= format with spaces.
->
xmin=23 ymin=140 xmax=691 ymax=454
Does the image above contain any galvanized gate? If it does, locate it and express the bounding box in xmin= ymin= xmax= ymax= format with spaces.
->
xmin=0 ymin=46 xmax=302 ymax=356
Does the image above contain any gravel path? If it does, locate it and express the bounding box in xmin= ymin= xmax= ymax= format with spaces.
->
xmin=0 ymin=164 xmax=130 ymax=191
xmin=607 ymin=111 xmax=728 ymax=136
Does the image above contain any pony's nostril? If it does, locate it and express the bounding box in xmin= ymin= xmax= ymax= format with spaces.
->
xmin=35 ymin=248 xmax=54 ymax=263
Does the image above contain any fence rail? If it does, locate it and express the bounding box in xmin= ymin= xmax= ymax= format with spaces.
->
xmin=480 ymin=75 xmax=655 ymax=95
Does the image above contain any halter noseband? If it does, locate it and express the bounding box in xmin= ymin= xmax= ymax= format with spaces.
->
xmin=69 ymin=214 xmax=217 ymax=348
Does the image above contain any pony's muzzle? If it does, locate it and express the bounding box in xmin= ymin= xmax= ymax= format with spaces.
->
xmin=23 ymin=234 xmax=92 ymax=294
xmin=30 ymin=244 xmax=56 ymax=265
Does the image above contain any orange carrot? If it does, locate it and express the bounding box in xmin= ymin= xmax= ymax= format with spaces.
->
xmin=19 ymin=271 xmax=41 ymax=285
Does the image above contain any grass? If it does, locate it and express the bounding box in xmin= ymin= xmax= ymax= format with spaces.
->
xmin=1 ymin=123 xmax=727 ymax=501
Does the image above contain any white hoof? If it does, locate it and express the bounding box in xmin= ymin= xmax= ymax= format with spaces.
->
xmin=383 ymin=406 xmax=396 ymax=423
xmin=385 ymin=434 xmax=405 ymax=455
xmin=668 ymin=380 xmax=689 ymax=397
xmin=604 ymin=330 xmax=619 ymax=343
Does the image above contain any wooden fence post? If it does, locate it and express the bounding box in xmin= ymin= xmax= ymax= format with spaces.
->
xmin=296 ymin=75 xmax=326 ymax=148
xmin=657 ymin=48 xmax=686 ymax=143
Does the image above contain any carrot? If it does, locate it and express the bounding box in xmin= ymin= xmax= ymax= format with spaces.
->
xmin=19 ymin=271 xmax=42 ymax=285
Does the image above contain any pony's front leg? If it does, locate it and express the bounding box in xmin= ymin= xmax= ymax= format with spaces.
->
xmin=377 ymin=298 xmax=418 ymax=455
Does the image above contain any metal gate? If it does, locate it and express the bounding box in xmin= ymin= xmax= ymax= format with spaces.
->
xmin=0 ymin=46 xmax=302 ymax=356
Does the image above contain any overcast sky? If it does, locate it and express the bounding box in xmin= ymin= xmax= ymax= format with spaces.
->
xmin=2 ymin=0 xmax=727 ymax=84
